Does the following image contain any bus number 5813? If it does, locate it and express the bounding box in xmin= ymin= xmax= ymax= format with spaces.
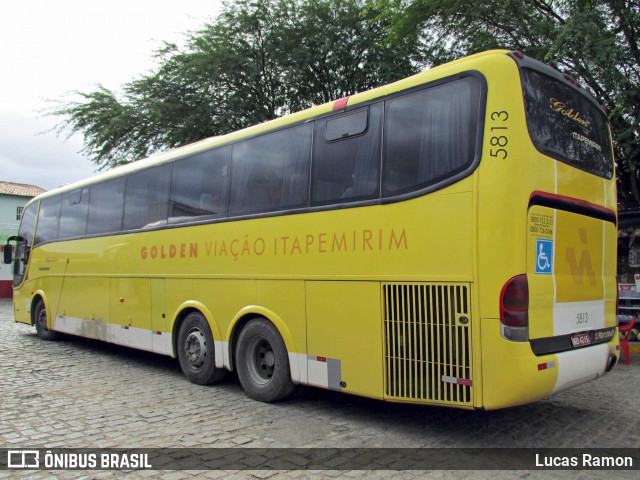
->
xmin=490 ymin=110 xmax=509 ymax=159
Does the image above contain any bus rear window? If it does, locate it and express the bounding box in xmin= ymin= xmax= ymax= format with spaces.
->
xmin=521 ymin=68 xmax=613 ymax=179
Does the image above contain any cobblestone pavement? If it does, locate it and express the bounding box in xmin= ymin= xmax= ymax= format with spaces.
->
xmin=0 ymin=298 xmax=638 ymax=479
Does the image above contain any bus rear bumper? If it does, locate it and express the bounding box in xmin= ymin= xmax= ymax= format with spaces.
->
xmin=481 ymin=319 xmax=618 ymax=409
xmin=550 ymin=343 xmax=611 ymax=394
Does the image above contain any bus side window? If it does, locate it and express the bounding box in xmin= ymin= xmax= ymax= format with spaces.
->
xmin=169 ymin=147 xmax=230 ymax=223
xmin=383 ymin=77 xmax=481 ymax=197
xmin=123 ymin=164 xmax=171 ymax=230
xmin=86 ymin=177 xmax=126 ymax=236
xmin=311 ymin=103 xmax=382 ymax=206
xmin=35 ymin=196 xmax=61 ymax=245
xmin=59 ymin=188 xmax=90 ymax=239
xmin=229 ymin=124 xmax=311 ymax=215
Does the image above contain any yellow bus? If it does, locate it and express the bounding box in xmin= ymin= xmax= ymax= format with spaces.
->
xmin=4 ymin=50 xmax=618 ymax=409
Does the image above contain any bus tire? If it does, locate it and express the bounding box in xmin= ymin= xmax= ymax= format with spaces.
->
xmin=235 ymin=318 xmax=295 ymax=402
xmin=177 ymin=311 xmax=226 ymax=385
xmin=34 ymin=301 xmax=59 ymax=341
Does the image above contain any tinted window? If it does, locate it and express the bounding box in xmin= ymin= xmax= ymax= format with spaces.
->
xmin=59 ymin=188 xmax=89 ymax=239
xmin=87 ymin=178 xmax=125 ymax=235
xmin=14 ymin=202 xmax=37 ymax=286
xmin=169 ymin=147 xmax=230 ymax=223
xmin=383 ymin=77 xmax=481 ymax=197
xmin=521 ymin=68 xmax=613 ymax=179
xmin=35 ymin=196 xmax=61 ymax=245
xmin=229 ymin=124 xmax=311 ymax=215
xmin=18 ymin=202 xmax=37 ymax=248
xmin=124 ymin=164 xmax=170 ymax=230
xmin=326 ymin=109 xmax=368 ymax=141
xmin=312 ymin=104 xmax=382 ymax=205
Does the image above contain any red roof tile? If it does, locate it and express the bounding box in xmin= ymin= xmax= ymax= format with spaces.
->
xmin=0 ymin=181 xmax=46 ymax=198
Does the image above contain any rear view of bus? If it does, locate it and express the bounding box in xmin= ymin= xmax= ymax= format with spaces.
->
xmin=479 ymin=52 xmax=618 ymax=409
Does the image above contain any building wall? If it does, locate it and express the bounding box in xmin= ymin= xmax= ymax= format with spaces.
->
xmin=0 ymin=194 xmax=31 ymax=297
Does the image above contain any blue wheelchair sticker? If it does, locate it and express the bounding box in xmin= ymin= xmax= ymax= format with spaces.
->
xmin=535 ymin=239 xmax=553 ymax=274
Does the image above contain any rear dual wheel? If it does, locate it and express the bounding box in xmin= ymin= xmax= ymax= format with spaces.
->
xmin=177 ymin=313 xmax=295 ymax=402
xmin=235 ymin=318 xmax=295 ymax=402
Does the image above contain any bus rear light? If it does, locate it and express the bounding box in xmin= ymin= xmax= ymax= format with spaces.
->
xmin=501 ymin=310 xmax=528 ymax=328
xmin=500 ymin=274 xmax=529 ymax=341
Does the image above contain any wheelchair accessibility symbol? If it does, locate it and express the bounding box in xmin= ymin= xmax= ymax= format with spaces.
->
xmin=535 ymin=239 xmax=553 ymax=274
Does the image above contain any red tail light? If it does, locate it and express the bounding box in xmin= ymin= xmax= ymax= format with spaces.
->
xmin=500 ymin=274 xmax=529 ymax=327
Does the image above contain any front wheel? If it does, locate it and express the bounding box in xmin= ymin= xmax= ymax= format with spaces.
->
xmin=235 ymin=318 xmax=295 ymax=402
xmin=34 ymin=301 xmax=59 ymax=341
xmin=177 ymin=312 xmax=226 ymax=385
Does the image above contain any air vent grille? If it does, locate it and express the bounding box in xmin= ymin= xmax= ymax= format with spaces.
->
xmin=383 ymin=283 xmax=472 ymax=405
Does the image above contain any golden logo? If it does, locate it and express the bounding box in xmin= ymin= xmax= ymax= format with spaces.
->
xmin=549 ymin=98 xmax=590 ymax=128
xmin=565 ymin=228 xmax=596 ymax=285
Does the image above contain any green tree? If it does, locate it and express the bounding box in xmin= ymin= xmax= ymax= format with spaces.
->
xmin=384 ymin=0 xmax=640 ymax=207
xmin=52 ymin=0 xmax=417 ymax=170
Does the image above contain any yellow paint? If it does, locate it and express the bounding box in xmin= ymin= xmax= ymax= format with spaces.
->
xmin=481 ymin=319 xmax=557 ymax=409
xmin=306 ymin=281 xmax=383 ymax=398
xmin=555 ymin=212 xmax=604 ymax=303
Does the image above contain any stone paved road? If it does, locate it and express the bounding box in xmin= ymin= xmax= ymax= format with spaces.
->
xmin=0 ymin=298 xmax=638 ymax=479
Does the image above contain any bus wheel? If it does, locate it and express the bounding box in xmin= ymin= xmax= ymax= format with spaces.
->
xmin=177 ymin=312 xmax=225 ymax=385
xmin=34 ymin=301 xmax=59 ymax=341
xmin=235 ymin=318 xmax=295 ymax=402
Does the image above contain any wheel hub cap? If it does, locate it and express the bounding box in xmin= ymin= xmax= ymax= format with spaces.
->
xmin=264 ymin=351 xmax=275 ymax=368
xmin=256 ymin=340 xmax=275 ymax=379
xmin=185 ymin=330 xmax=207 ymax=367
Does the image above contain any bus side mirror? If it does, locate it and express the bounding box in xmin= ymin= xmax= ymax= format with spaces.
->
xmin=2 ymin=244 xmax=13 ymax=265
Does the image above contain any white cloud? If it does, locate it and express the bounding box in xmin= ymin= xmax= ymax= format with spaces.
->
xmin=0 ymin=112 xmax=95 ymax=190
xmin=0 ymin=0 xmax=221 ymax=191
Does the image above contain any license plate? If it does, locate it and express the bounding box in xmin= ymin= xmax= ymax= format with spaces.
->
xmin=571 ymin=333 xmax=591 ymax=348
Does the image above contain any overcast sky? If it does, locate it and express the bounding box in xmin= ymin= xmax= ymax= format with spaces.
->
xmin=0 ymin=0 xmax=222 ymax=191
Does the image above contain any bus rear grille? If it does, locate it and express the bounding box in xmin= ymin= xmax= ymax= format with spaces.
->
xmin=383 ymin=283 xmax=472 ymax=405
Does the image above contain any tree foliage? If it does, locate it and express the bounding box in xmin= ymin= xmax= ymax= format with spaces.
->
xmin=384 ymin=0 xmax=640 ymax=207
xmin=54 ymin=0 xmax=639 ymax=208
xmin=52 ymin=0 xmax=417 ymax=170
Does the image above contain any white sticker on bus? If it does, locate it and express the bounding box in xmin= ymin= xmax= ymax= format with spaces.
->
xmin=553 ymin=300 xmax=605 ymax=336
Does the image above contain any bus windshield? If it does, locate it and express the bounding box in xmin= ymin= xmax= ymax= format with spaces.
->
xmin=13 ymin=202 xmax=36 ymax=286
xmin=521 ymin=68 xmax=613 ymax=179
